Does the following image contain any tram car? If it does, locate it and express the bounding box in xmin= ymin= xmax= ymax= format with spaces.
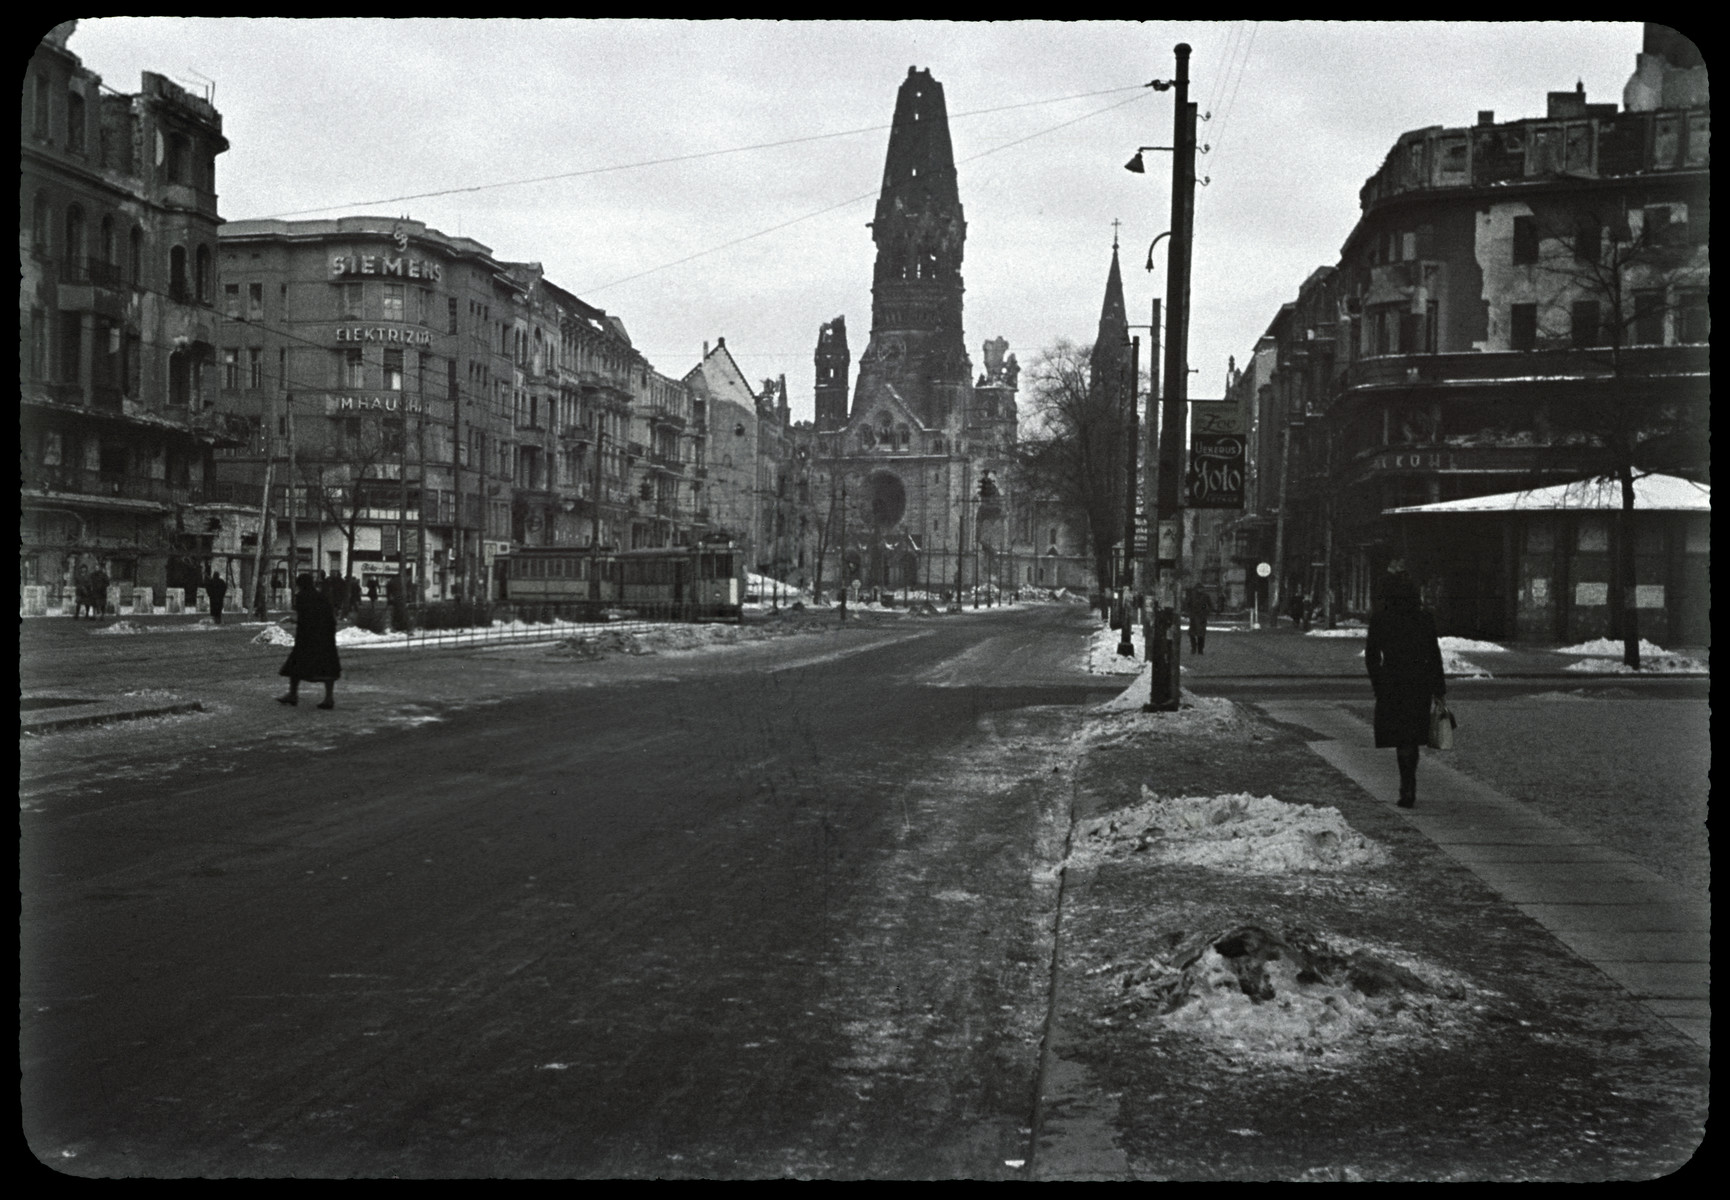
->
xmin=499 ymin=541 xmax=745 ymax=619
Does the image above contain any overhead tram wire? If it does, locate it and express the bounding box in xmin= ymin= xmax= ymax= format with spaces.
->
xmin=576 ymin=88 xmax=1157 ymax=298
xmin=1205 ymin=21 xmax=1260 ymax=173
xmin=258 ymin=84 xmax=1154 ymax=222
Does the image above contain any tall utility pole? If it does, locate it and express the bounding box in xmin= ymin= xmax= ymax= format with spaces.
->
xmin=1117 ymin=335 xmax=1140 ymax=656
xmin=1148 ymin=43 xmax=1196 ymax=712
xmin=589 ymin=424 xmax=606 ymax=601
xmin=1142 ymin=298 xmax=1162 ymax=644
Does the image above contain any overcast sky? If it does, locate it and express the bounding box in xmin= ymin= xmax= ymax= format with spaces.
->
xmin=64 ymin=18 xmax=1644 ymax=419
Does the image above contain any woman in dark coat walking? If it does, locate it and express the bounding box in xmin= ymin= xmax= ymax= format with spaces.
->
xmin=278 ymin=573 xmax=342 ymax=709
xmin=1365 ymin=569 xmax=1445 ymax=808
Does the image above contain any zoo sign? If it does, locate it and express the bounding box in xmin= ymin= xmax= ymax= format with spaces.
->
xmin=1187 ymin=434 xmax=1246 ymax=509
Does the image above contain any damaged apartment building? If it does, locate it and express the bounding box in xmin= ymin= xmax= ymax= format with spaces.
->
xmin=1237 ymin=24 xmax=1708 ymax=644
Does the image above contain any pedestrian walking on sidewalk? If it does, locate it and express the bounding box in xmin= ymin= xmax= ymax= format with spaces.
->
xmin=1187 ymin=588 xmax=1211 ymax=654
xmin=1365 ymin=568 xmax=1445 ymax=808
xmin=277 ymin=573 xmax=342 ymax=710
xmin=206 ymin=570 xmax=229 ymax=625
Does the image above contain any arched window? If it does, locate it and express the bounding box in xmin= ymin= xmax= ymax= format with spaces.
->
xmin=31 ymin=192 xmax=50 ymax=253
xmin=100 ymin=215 xmax=115 ymax=265
xmin=130 ymin=226 xmax=144 ymax=286
xmin=170 ymin=244 xmax=188 ymax=301
xmin=64 ymin=204 xmax=86 ymax=273
xmin=195 ymin=244 xmax=212 ymax=304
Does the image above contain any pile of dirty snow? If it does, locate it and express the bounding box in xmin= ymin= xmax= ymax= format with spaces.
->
xmin=1438 ymin=636 xmax=1506 ymax=653
xmin=1556 ymin=637 xmax=1668 ymax=658
xmin=1306 ymin=627 xmax=1366 ymax=638
xmin=1088 ymin=623 xmax=1146 ymax=674
xmin=1440 ymin=649 xmax=1491 ymax=678
xmin=1073 ymin=786 xmax=1387 ymax=874
xmin=250 ymin=624 xmax=297 ymax=647
xmin=91 ymin=621 xmax=147 ymax=636
xmin=1108 ymin=924 xmax=1477 ymax=1063
xmin=1566 ymin=652 xmax=1706 ymax=675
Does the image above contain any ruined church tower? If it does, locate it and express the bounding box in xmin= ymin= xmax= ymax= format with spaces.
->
xmin=851 ymin=67 xmax=972 ymax=429
xmin=814 ymin=317 xmax=850 ymax=432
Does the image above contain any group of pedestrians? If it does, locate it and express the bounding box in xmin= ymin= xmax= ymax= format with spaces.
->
xmin=70 ymin=564 xmax=110 ymax=620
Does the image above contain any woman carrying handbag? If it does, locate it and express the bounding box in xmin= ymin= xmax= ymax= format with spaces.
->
xmin=1365 ymin=567 xmax=1446 ymax=808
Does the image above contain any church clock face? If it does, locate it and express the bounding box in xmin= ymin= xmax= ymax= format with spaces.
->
xmin=880 ymin=337 xmax=905 ymax=370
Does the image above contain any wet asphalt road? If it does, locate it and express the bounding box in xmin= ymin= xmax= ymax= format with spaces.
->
xmin=22 ymin=606 xmax=1116 ymax=1178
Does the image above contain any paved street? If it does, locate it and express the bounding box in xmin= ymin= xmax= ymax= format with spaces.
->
xmin=20 ymin=606 xmax=1709 ymax=1178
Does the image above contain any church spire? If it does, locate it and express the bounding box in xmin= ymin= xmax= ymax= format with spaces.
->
xmin=1090 ymin=241 xmax=1131 ymax=404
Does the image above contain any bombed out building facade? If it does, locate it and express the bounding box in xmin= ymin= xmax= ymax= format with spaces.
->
xmin=1237 ymin=25 xmax=1709 ymax=644
xmin=800 ymin=68 xmax=1086 ymax=598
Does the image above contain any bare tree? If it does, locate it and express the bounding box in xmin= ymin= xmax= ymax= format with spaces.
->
xmin=1013 ymin=339 xmax=1128 ymax=596
xmin=302 ymin=416 xmax=399 ymax=583
xmin=1529 ymin=198 xmax=1709 ymax=667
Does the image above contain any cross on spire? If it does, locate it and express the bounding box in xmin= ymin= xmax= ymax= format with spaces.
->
xmin=1111 ymin=218 xmax=1121 ymax=250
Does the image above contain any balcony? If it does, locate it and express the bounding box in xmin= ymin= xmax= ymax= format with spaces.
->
xmin=648 ymin=452 xmax=686 ymax=475
xmin=23 ymin=466 xmax=194 ymax=507
xmin=649 ymin=407 xmax=687 ymax=430
xmin=1341 ymin=344 xmax=1710 ymax=394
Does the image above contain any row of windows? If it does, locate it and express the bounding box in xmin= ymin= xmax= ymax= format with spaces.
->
xmin=1508 ymin=289 xmax=1709 ymax=351
xmin=27 ymin=191 xmax=214 ymax=302
xmin=1510 ymin=205 xmax=1694 ymax=265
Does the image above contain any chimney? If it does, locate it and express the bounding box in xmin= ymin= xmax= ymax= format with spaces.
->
xmin=703 ymin=341 xmax=709 ymax=358
xmin=1476 ymin=110 xmax=1495 ymax=126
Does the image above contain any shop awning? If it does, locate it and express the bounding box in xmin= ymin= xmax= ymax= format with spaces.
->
xmin=1385 ymin=473 xmax=1710 ymax=516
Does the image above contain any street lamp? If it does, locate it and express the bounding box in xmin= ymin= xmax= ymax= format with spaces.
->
xmin=1129 ymin=43 xmax=1198 ymax=712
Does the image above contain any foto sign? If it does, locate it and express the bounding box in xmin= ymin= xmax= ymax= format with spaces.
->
xmin=1187 ymin=434 xmax=1246 ymax=509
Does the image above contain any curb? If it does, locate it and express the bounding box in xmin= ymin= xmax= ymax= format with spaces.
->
xmin=20 ymin=698 xmax=205 ymax=737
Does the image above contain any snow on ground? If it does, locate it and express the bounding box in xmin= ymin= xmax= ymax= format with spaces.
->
xmin=1440 ymin=649 xmax=1491 ymax=678
xmin=1556 ymin=637 xmax=1668 ymax=657
xmin=1110 ymin=925 xmax=1487 ymax=1066
xmin=91 ymin=621 xmax=148 ymax=636
xmin=1565 ymin=652 xmax=1707 ymax=675
xmin=1072 ymin=786 xmax=1389 ymax=875
xmin=88 ymin=618 xmax=233 ymax=635
xmin=1087 ymin=622 xmax=1146 ymax=674
xmin=251 ymin=624 xmax=297 ymax=646
xmin=1306 ymin=627 xmax=1366 ymax=638
xmin=1438 ymin=636 xmax=1507 ymax=652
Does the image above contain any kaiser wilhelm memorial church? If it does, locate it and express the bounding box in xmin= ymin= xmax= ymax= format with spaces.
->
xmin=808 ymin=68 xmax=1084 ymax=597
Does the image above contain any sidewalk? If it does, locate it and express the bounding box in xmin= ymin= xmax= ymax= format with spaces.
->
xmin=1034 ymin=667 xmax=1708 ymax=1181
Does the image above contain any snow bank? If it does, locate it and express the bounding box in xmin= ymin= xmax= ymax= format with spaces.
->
xmin=1441 ymin=649 xmax=1491 ymax=678
xmin=1438 ymin=636 xmax=1506 ymax=652
xmin=1306 ymin=627 xmax=1366 ymax=638
xmin=1073 ymin=786 xmax=1388 ymax=874
xmin=1556 ymin=637 xmax=1668 ymax=657
xmin=1088 ymin=623 xmax=1146 ymax=675
xmin=250 ymin=624 xmax=297 ymax=647
xmin=1109 ymin=924 xmax=1480 ymax=1064
xmin=91 ymin=621 xmax=147 ymax=636
xmin=1565 ymin=653 xmax=1707 ymax=675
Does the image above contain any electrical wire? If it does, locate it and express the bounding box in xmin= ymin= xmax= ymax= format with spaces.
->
xmin=1206 ymin=21 xmax=1259 ymax=170
xmin=577 ymin=88 xmax=1155 ymax=297
xmin=261 ymin=84 xmax=1152 ymax=221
